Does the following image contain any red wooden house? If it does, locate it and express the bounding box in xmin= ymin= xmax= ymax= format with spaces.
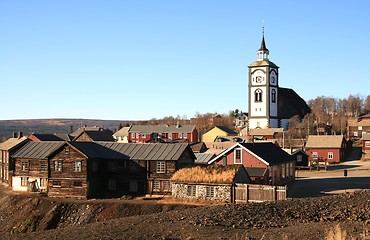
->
xmin=305 ymin=135 xmax=346 ymax=164
xmin=208 ymin=142 xmax=295 ymax=185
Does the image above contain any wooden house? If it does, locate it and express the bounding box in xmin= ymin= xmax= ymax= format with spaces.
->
xmin=128 ymin=124 xmax=198 ymax=143
xmin=202 ymin=126 xmax=237 ymax=143
xmin=113 ymin=126 xmax=131 ymax=143
xmin=73 ymin=129 xmax=114 ymax=142
xmin=362 ymin=133 xmax=370 ymax=160
xmin=12 ymin=141 xmax=65 ymax=193
xmin=347 ymin=114 xmax=370 ymax=140
xmin=305 ymin=135 xmax=346 ymax=164
xmin=0 ymin=136 xmax=29 ymax=186
xmin=97 ymin=142 xmax=196 ymax=195
xmin=291 ymin=149 xmax=309 ymax=167
xmin=171 ymin=165 xmax=250 ymax=202
xmin=208 ymin=142 xmax=295 ymax=185
xmin=249 ymin=128 xmax=283 ymax=141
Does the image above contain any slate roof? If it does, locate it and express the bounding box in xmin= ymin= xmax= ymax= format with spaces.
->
xmin=80 ymin=130 xmax=115 ymax=141
xmin=209 ymin=142 xmax=293 ymax=165
xmin=278 ymin=88 xmax=311 ymax=119
xmin=305 ymin=135 xmax=344 ymax=149
xmin=129 ymin=124 xmax=196 ymax=134
xmin=97 ymin=142 xmax=194 ymax=161
xmin=194 ymin=153 xmax=215 ymax=164
xmin=12 ymin=141 xmax=65 ymax=159
xmin=70 ymin=126 xmax=103 ymax=137
xmin=0 ymin=137 xmax=29 ymax=151
xmin=29 ymin=134 xmax=71 ymax=141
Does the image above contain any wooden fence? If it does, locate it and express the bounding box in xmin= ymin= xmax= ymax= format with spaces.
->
xmin=234 ymin=183 xmax=287 ymax=203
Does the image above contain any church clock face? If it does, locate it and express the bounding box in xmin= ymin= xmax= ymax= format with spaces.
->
xmin=270 ymin=76 xmax=275 ymax=84
xmin=256 ymin=76 xmax=262 ymax=83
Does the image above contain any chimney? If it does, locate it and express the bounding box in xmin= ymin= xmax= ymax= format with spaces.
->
xmin=12 ymin=132 xmax=16 ymax=138
xmin=70 ymin=125 xmax=74 ymax=134
xmin=18 ymin=132 xmax=23 ymax=138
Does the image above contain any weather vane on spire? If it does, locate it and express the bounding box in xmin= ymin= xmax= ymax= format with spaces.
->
xmin=262 ymin=19 xmax=265 ymax=36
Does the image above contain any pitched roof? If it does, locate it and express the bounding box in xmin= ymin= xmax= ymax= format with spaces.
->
xmin=129 ymin=124 xmax=196 ymax=134
xmin=209 ymin=142 xmax=293 ymax=165
xmin=278 ymin=88 xmax=311 ymax=119
xmin=12 ymin=141 xmax=65 ymax=159
xmin=70 ymin=126 xmax=103 ymax=137
xmin=68 ymin=142 xmax=128 ymax=159
xmin=29 ymin=134 xmax=70 ymax=141
xmin=97 ymin=142 xmax=194 ymax=161
xmin=258 ymin=35 xmax=268 ymax=52
xmin=194 ymin=153 xmax=215 ymax=164
xmin=249 ymin=60 xmax=278 ymax=68
xmin=215 ymin=126 xmax=237 ymax=135
xmin=250 ymin=128 xmax=284 ymax=136
xmin=305 ymin=135 xmax=344 ymax=148
xmin=348 ymin=118 xmax=370 ymax=127
xmin=0 ymin=137 xmax=29 ymax=151
xmin=204 ymin=142 xmax=234 ymax=156
xmin=113 ymin=126 xmax=131 ymax=137
xmin=82 ymin=130 xmax=114 ymax=141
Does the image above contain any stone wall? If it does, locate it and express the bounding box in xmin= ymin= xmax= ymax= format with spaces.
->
xmin=172 ymin=182 xmax=232 ymax=202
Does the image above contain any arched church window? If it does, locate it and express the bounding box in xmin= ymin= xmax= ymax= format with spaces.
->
xmin=255 ymin=89 xmax=262 ymax=102
xmin=272 ymin=89 xmax=276 ymax=103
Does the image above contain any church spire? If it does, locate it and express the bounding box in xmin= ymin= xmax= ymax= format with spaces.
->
xmin=257 ymin=23 xmax=269 ymax=61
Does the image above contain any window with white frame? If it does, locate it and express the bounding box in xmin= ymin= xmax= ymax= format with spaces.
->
xmin=234 ymin=148 xmax=242 ymax=164
xmin=40 ymin=160 xmax=48 ymax=172
xmin=54 ymin=160 xmax=62 ymax=172
xmin=21 ymin=177 xmax=29 ymax=186
xmin=74 ymin=160 xmax=82 ymax=172
xmin=354 ymin=132 xmax=358 ymax=137
xmin=206 ymin=186 xmax=214 ymax=198
xmin=39 ymin=178 xmax=47 ymax=187
xmin=328 ymin=152 xmax=333 ymax=159
xmin=297 ymin=155 xmax=302 ymax=162
xmin=366 ymin=141 xmax=370 ymax=147
xmin=312 ymin=152 xmax=318 ymax=159
xmin=156 ymin=161 xmax=166 ymax=173
xmin=21 ymin=161 xmax=29 ymax=171
xmin=152 ymin=180 xmax=160 ymax=191
xmin=359 ymin=126 xmax=363 ymax=130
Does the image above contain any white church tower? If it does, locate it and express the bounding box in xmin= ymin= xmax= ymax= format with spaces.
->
xmin=248 ymin=31 xmax=279 ymax=129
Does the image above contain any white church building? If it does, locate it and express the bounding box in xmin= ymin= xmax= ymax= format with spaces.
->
xmin=247 ymin=33 xmax=310 ymax=130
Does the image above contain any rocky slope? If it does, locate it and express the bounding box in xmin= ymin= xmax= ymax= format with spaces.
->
xmin=2 ymin=187 xmax=370 ymax=239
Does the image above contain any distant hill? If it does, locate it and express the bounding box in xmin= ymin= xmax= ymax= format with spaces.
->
xmin=0 ymin=118 xmax=138 ymax=140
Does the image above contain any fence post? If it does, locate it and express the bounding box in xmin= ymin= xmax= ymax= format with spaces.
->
xmin=246 ymin=184 xmax=249 ymax=203
xmin=273 ymin=186 xmax=277 ymax=202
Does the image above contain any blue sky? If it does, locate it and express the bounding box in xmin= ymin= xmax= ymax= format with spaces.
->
xmin=1 ymin=1 xmax=369 ymax=120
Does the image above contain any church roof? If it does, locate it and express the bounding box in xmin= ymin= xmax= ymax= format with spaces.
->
xmin=278 ymin=87 xmax=311 ymax=119
xmin=258 ymin=35 xmax=268 ymax=52
xmin=249 ymin=60 xmax=279 ymax=68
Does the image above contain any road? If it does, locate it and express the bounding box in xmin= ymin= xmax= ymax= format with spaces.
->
xmin=288 ymin=147 xmax=370 ymax=198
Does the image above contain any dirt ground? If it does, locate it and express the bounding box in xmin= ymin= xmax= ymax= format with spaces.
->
xmin=2 ymin=147 xmax=370 ymax=239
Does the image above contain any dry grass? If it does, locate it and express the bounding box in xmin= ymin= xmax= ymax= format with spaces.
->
xmin=171 ymin=166 xmax=239 ymax=184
